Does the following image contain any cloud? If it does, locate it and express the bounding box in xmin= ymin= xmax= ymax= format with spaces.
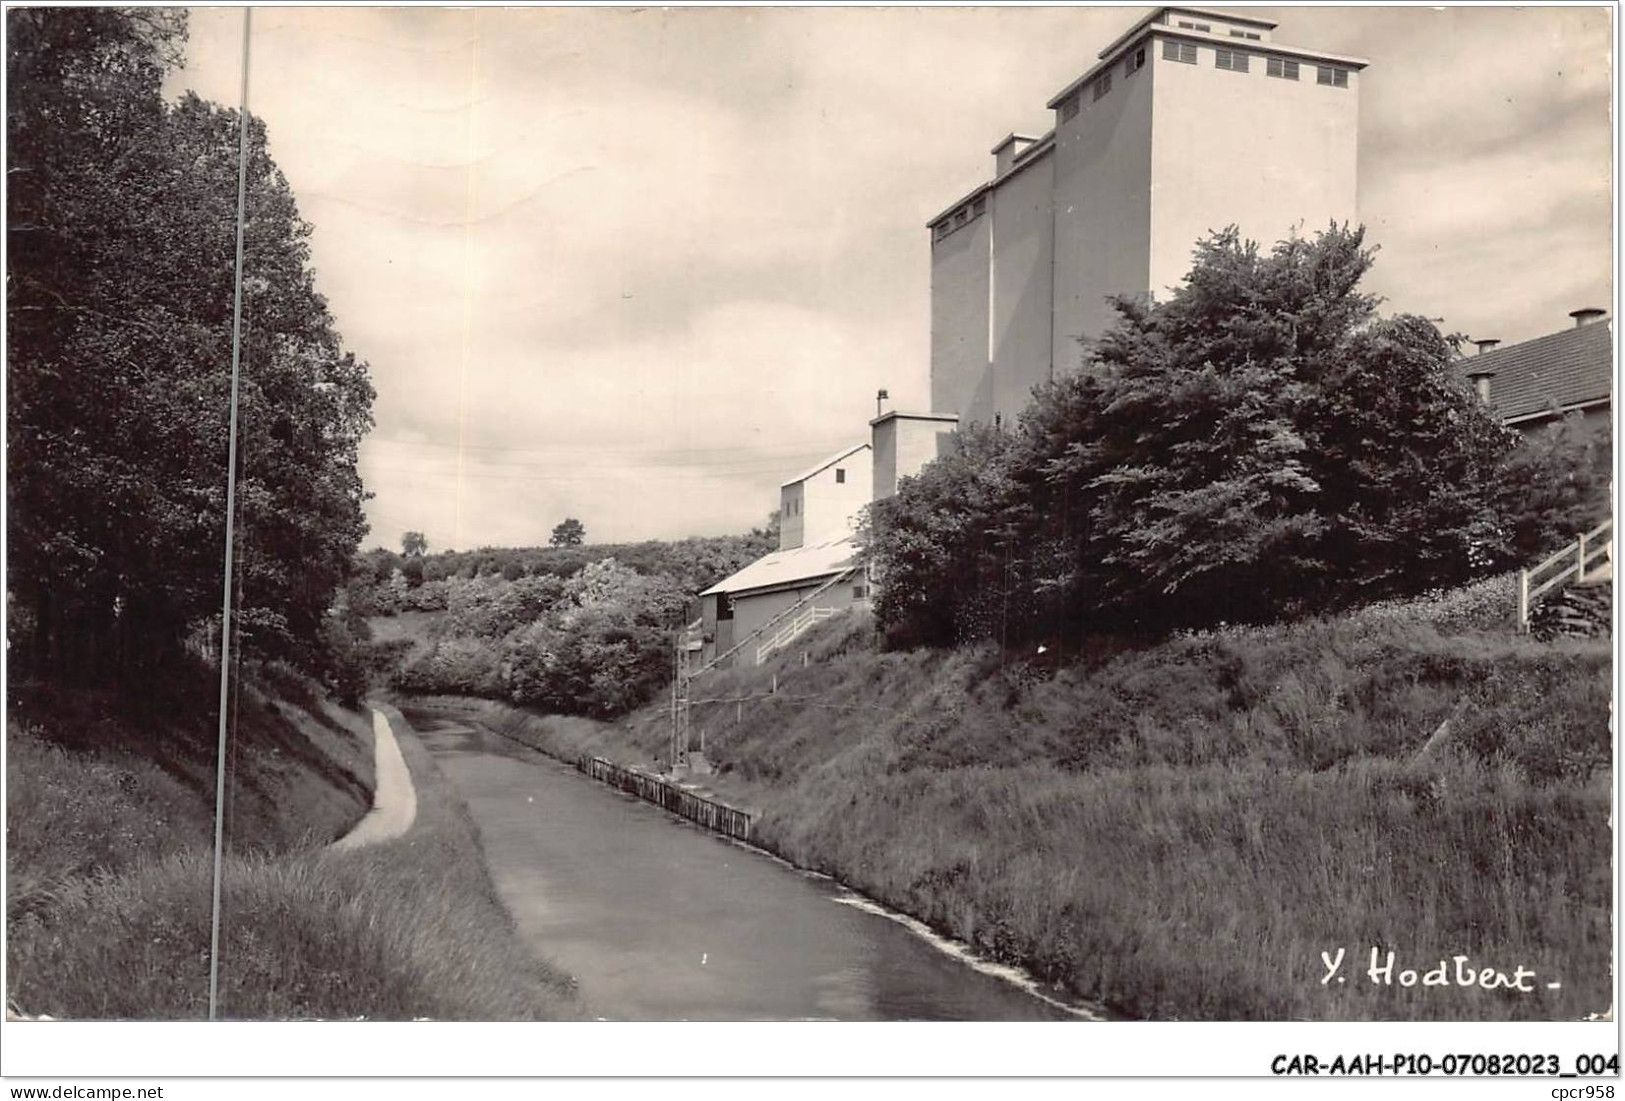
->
xmin=357 ymin=295 xmax=919 ymax=547
xmin=169 ymin=6 xmax=1613 ymax=551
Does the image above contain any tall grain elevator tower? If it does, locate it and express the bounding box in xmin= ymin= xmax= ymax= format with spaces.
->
xmin=928 ymin=6 xmax=1365 ymax=427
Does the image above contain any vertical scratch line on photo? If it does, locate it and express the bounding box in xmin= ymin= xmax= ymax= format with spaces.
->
xmin=454 ymin=11 xmax=482 ymax=552
xmin=209 ymin=5 xmax=253 ymax=1024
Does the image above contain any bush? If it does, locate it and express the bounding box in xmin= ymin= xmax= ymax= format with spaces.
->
xmin=1342 ymin=573 xmax=1518 ymax=635
xmin=395 ymin=637 xmax=502 ymax=696
xmin=1494 ymin=415 xmax=1612 ymax=560
xmin=309 ymin=612 xmax=373 ymax=707
xmin=397 ymin=578 xmax=450 ymax=613
xmin=863 ymin=424 xmax=1025 ymax=649
xmin=503 ymin=606 xmax=674 ymax=719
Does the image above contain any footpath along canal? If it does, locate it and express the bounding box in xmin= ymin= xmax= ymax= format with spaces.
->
xmin=401 ymin=705 xmax=1093 ymax=1021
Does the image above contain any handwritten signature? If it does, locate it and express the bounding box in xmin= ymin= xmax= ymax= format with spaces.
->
xmin=1320 ymin=947 xmax=1561 ymax=992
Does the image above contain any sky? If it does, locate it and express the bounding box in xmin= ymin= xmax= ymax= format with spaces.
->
xmin=169 ymin=4 xmax=1615 ymax=553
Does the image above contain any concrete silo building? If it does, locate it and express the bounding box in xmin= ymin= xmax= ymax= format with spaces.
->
xmin=928 ymin=6 xmax=1366 ymax=428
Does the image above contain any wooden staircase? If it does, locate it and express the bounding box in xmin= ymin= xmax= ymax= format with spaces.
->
xmin=1519 ymin=517 xmax=1612 ymax=634
xmin=1528 ymin=576 xmax=1611 ymax=640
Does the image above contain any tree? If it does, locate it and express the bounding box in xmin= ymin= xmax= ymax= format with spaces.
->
xmin=550 ymin=517 xmax=586 ymax=547
xmin=502 ymin=558 xmax=686 ymax=718
xmin=868 ymin=224 xmax=1534 ymax=646
xmin=9 ymin=8 xmax=193 ymax=678
xmin=1301 ymin=314 xmax=1517 ymax=601
xmin=862 ymin=424 xmax=1024 ymax=648
xmin=7 ymin=11 xmax=374 ymax=680
xmin=1493 ymin=416 xmax=1611 ymax=561
xmin=1044 ymin=225 xmax=1522 ymax=626
xmin=755 ymin=510 xmax=782 ymax=546
xmin=401 ymin=531 xmax=428 ymax=557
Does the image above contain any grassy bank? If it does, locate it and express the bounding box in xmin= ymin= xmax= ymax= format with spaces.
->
xmin=420 ymin=578 xmax=1612 ymax=1021
xmin=7 ymin=669 xmax=578 ymax=1019
xmin=402 ymin=694 xmax=658 ymax=774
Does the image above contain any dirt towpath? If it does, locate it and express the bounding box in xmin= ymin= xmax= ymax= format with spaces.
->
xmin=331 ymin=706 xmax=418 ymax=849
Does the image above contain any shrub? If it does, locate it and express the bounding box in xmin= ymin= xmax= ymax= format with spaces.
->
xmin=395 ymin=637 xmax=501 ymax=696
xmin=1494 ymin=415 xmax=1612 ymax=560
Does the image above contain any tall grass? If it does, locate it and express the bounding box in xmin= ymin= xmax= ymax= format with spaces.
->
xmin=757 ymin=756 xmax=1608 ymax=1020
xmin=7 ymin=672 xmax=578 ymax=1019
xmin=403 ymin=694 xmax=665 ymax=774
xmin=469 ymin=603 xmax=1610 ymax=1021
xmin=7 ymin=671 xmax=372 ymax=927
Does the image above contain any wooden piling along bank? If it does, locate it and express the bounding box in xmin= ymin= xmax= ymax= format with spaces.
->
xmin=577 ymin=756 xmax=755 ymax=841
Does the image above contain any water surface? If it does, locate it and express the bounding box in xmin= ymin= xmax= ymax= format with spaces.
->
xmin=405 ymin=708 xmax=1086 ymax=1021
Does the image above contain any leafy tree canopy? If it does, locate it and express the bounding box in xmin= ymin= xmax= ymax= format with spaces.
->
xmin=8 ymin=9 xmax=374 ymax=681
xmin=867 ymin=224 xmax=1593 ymax=648
xmin=550 ymin=517 xmax=586 ymax=547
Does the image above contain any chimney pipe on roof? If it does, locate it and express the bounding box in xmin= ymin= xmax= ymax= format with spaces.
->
xmin=1473 ymin=338 xmax=1500 ymax=356
xmin=1570 ymin=307 xmax=1607 ymax=328
xmin=1465 ymin=366 xmax=1496 ymax=406
xmin=991 ymin=133 xmax=1039 ymax=177
xmin=876 ymin=388 xmax=890 ymax=420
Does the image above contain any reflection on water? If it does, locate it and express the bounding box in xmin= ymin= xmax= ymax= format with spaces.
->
xmin=404 ymin=708 xmax=1087 ymax=1022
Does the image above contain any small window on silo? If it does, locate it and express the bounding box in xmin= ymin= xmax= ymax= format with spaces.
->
xmin=1163 ymin=41 xmax=1198 ymax=65
xmin=1267 ymin=57 xmax=1299 ymax=81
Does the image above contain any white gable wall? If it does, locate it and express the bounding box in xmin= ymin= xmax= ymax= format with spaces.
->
xmin=804 ymin=447 xmax=871 ymax=545
xmin=780 ymin=446 xmax=871 ymax=550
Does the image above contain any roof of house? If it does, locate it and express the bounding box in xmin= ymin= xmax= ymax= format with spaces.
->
xmin=699 ymin=535 xmax=859 ymax=598
xmin=1461 ymin=319 xmax=1613 ymax=424
xmin=780 ymin=442 xmax=869 ymax=488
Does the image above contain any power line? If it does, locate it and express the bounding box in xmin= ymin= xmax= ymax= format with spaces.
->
xmin=365 ymin=434 xmax=859 ymax=459
xmin=361 ymin=461 xmax=828 ymax=484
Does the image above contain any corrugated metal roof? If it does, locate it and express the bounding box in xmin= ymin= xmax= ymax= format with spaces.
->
xmin=781 ymin=442 xmax=869 ymax=488
xmin=1460 ymin=319 xmax=1612 ymax=424
xmin=699 ymin=535 xmax=858 ymax=597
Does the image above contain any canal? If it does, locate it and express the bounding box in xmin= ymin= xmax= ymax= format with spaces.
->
xmin=403 ymin=706 xmax=1089 ymax=1021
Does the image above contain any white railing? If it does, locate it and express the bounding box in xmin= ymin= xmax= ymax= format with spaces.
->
xmin=688 ymin=566 xmax=857 ymax=679
xmin=1518 ymin=517 xmax=1612 ymax=632
xmin=757 ymin=605 xmax=837 ymax=664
